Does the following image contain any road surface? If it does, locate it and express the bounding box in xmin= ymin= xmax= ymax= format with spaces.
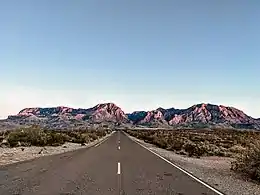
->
xmin=0 ymin=131 xmax=222 ymax=195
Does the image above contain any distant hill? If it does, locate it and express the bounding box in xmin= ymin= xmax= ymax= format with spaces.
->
xmin=1 ymin=102 xmax=260 ymax=130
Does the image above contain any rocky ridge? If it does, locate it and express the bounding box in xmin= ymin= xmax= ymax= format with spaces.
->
xmin=2 ymin=103 xmax=260 ymax=130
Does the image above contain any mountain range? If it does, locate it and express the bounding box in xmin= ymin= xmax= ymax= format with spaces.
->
xmin=1 ymin=103 xmax=260 ymax=130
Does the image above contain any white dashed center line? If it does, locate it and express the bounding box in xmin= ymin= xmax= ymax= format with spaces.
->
xmin=117 ymin=162 xmax=121 ymax=175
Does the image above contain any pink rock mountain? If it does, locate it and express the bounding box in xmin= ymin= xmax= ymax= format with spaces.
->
xmin=127 ymin=103 xmax=260 ymax=129
xmin=168 ymin=104 xmax=256 ymax=126
xmin=14 ymin=103 xmax=128 ymax=123
xmin=6 ymin=103 xmax=260 ymax=129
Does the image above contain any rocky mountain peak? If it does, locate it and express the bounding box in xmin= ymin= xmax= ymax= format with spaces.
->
xmin=18 ymin=108 xmax=41 ymax=116
xmin=90 ymin=103 xmax=127 ymax=122
xmin=168 ymin=103 xmax=256 ymax=127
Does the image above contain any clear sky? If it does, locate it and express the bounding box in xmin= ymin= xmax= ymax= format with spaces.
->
xmin=1 ymin=0 xmax=259 ymax=119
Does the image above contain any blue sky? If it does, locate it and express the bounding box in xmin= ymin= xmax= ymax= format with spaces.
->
xmin=1 ymin=0 xmax=259 ymax=118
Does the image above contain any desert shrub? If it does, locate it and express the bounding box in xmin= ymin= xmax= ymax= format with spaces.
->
xmin=95 ymin=130 xmax=106 ymax=137
xmin=190 ymin=135 xmax=205 ymax=142
xmin=7 ymin=127 xmax=48 ymax=147
xmin=144 ymin=135 xmax=155 ymax=143
xmin=72 ymin=133 xmax=91 ymax=144
xmin=168 ymin=138 xmax=185 ymax=151
xmin=229 ymin=144 xmax=247 ymax=154
xmin=65 ymin=129 xmax=105 ymax=143
xmin=89 ymin=133 xmax=98 ymax=141
xmin=46 ymin=132 xmax=68 ymax=146
xmin=152 ymin=137 xmax=168 ymax=149
xmin=72 ymin=135 xmax=87 ymax=144
xmin=5 ymin=127 xmax=110 ymax=147
xmin=125 ymin=129 xmax=260 ymax=158
xmin=69 ymin=131 xmax=82 ymax=141
xmin=183 ymin=142 xmax=207 ymax=157
xmin=82 ymin=134 xmax=91 ymax=143
xmin=231 ymin=142 xmax=260 ymax=182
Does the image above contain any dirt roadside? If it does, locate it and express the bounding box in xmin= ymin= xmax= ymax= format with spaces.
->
xmin=0 ymin=132 xmax=114 ymax=166
xmin=127 ymin=134 xmax=260 ymax=195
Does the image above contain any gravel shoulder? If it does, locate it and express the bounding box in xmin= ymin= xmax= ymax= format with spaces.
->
xmin=0 ymin=132 xmax=114 ymax=166
xmin=128 ymin=134 xmax=260 ymax=195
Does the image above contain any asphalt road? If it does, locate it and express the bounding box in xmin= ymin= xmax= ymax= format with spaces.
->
xmin=0 ymin=131 xmax=222 ymax=195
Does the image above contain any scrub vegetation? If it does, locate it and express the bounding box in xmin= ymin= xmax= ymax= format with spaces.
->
xmin=0 ymin=126 xmax=111 ymax=147
xmin=125 ymin=128 xmax=260 ymax=182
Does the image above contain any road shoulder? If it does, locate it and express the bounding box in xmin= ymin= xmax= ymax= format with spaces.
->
xmin=126 ymin=133 xmax=260 ymax=195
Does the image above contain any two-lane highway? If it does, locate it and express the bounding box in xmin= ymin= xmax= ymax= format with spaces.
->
xmin=0 ymin=131 xmax=222 ymax=195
